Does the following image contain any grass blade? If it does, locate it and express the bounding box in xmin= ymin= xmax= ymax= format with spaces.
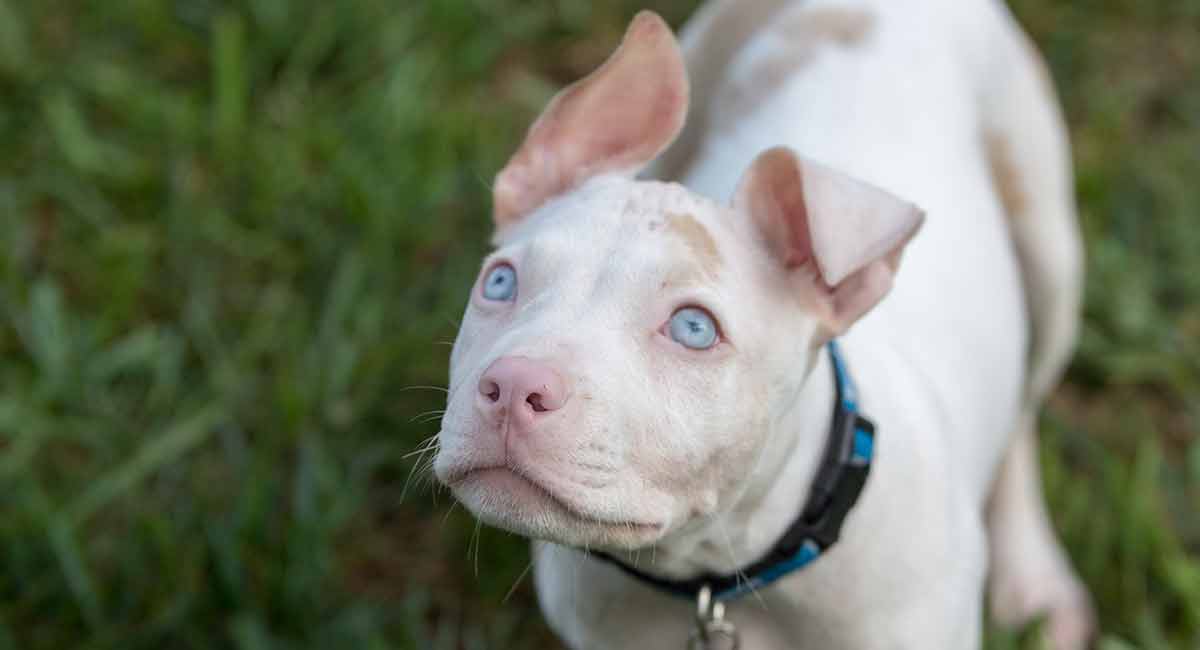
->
xmin=66 ymin=406 xmax=224 ymax=526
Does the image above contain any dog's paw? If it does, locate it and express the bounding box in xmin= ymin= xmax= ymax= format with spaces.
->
xmin=989 ymin=555 xmax=1095 ymax=650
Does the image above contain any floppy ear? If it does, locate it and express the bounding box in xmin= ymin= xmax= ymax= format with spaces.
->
xmin=492 ymin=11 xmax=689 ymax=231
xmin=734 ymin=147 xmax=925 ymax=336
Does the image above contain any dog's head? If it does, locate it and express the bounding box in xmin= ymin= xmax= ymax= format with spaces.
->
xmin=435 ymin=12 xmax=922 ymax=550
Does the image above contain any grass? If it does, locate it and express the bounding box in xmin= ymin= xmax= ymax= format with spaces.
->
xmin=0 ymin=0 xmax=1196 ymax=648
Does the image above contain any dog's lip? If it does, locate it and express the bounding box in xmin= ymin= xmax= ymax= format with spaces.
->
xmin=447 ymin=464 xmax=663 ymax=532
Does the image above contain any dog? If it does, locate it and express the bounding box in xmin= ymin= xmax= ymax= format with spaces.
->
xmin=434 ymin=0 xmax=1093 ymax=647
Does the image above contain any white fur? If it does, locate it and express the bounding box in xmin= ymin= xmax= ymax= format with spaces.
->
xmin=436 ymin=0 xmax=1091 ymax=647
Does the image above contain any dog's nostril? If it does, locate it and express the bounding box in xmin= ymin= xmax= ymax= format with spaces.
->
xmin=482 ymin=380 xmax=501 ymax=403
xmin=527 ymin=393 xmax=548 ymax=413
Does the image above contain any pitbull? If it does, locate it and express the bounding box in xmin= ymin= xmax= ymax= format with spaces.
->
xmin=434 ymin=0 xmax=1093 ymax=647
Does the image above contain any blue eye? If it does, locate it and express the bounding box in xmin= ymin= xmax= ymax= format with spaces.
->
xmin=668 ymin=307 xmax=719 ymax=350
xmin=482 ymin=263 xmax=517 ymax=301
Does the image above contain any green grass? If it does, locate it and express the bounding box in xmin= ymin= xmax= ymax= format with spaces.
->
xmin=0 ymin=1 xmax=1196 ymax=648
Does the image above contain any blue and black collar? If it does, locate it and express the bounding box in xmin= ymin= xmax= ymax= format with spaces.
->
xmin=595 ymin=340 xmax=876 ymax=601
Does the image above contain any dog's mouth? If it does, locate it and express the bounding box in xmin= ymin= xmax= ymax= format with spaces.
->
xmin=445 ymin=465 xmax=664 ymax=546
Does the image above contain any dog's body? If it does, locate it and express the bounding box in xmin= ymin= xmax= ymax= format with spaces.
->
xmin=436 ymin=0 xmax=1090 ymax=647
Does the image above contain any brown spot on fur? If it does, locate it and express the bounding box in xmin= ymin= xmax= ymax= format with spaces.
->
xmin=985 ymin=131 xmax=1029 ymax=218
xmin=716 ymin=8 xmax=876 ymax=124
xmin=666 ymin=212 xmax=721 ymax=267
xmin=659 ymin=213 xmax=722 ymax=287
xmin=778 ymin=7 xmax=875 ymax=45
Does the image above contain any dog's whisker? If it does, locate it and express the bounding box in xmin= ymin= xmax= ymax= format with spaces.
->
xmin=401 ymin=435 xmax=440 ymax=460
xmin=416 ymin=457 xmax=438 ymax=484
xmin=408 ymin=409 xmax=446 ymax=423
xmin=411 ymin=432 xmax=439 ymax=445
xmin=472 ymin=518 xmax=484 ymax=578
xmin=715 ymin=516 xmax=767 ymax=610
xmin=399 ymin=437 xmax=441 ymax=503
xmin=473 ymin=168 xmax=494 ymax=192
xmin=440 ymin=500 xmax=459 ymax=529
xmin=400 ymin=446 xmax=438 ymax=463
xmin=398 ymin=385 xmax=449 ymax=394
xmin=570 ymin=545 xmax=581 ymax=615
xmin=503 ymin=559 xmax=536 ymax=604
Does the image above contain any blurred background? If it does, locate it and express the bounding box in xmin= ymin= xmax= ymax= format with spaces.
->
xmin=0 ymin=0 xmax=1196 ymax=648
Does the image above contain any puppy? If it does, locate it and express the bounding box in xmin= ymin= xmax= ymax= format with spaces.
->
xmin=435 ymin=1 xmax=1092 ymax=647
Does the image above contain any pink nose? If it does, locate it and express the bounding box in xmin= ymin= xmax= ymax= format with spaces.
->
xmin=477 ymin=357 xmax=568 ymax=435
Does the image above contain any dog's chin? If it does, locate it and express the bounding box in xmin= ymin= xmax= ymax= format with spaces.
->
xmin=447 ymin=467 xmax=665 ymax=550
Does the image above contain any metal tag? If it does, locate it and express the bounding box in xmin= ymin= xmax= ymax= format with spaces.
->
xmin=686 ymin=585 xmax=739 ymax=650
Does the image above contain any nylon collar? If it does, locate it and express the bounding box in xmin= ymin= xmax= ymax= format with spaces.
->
xmin=595 ymin=340 xmax=876 ymax=601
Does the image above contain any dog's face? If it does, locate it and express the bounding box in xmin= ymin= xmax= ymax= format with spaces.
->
xmin=436 ymin=177 xmax=818 ymax=549
xmin=434 ymin=12 xmax=922 ymax=550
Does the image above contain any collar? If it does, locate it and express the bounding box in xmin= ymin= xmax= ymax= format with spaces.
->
xmin=595 ymin=340 xmax=876 ymax=601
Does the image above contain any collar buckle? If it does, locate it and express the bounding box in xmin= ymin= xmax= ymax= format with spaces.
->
xmin=687 ymin=585 xmax=740 ymax=650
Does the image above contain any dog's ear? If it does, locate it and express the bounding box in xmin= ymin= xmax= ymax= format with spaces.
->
xmin=734 ymin=147 xmax=925 ymax=337
xmin=492 ymin=11 xmax=689 ymax=232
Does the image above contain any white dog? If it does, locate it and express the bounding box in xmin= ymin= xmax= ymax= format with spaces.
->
xmin=435 ymin=0 xmax=1093 ymax=647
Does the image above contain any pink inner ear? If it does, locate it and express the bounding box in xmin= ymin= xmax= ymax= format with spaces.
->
xmin=741 ymin=147 xmax=816 ymax=269
xmin=734 ymin=147 xmax=925 ymax=334
xmin=492 ymin=11 xmax=689 ymax=230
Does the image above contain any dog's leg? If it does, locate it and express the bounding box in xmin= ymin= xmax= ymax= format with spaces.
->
xmin=987 ymin=414 xmax=1094 ymax=648
xmin=977 ymin=7 xmax=1093 ymax=647
xmin=978 ymin=12 xmax=1084 ymax=409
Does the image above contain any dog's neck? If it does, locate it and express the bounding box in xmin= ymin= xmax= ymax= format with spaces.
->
xmin=616 ymin=347 xmax=838 ymax=580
